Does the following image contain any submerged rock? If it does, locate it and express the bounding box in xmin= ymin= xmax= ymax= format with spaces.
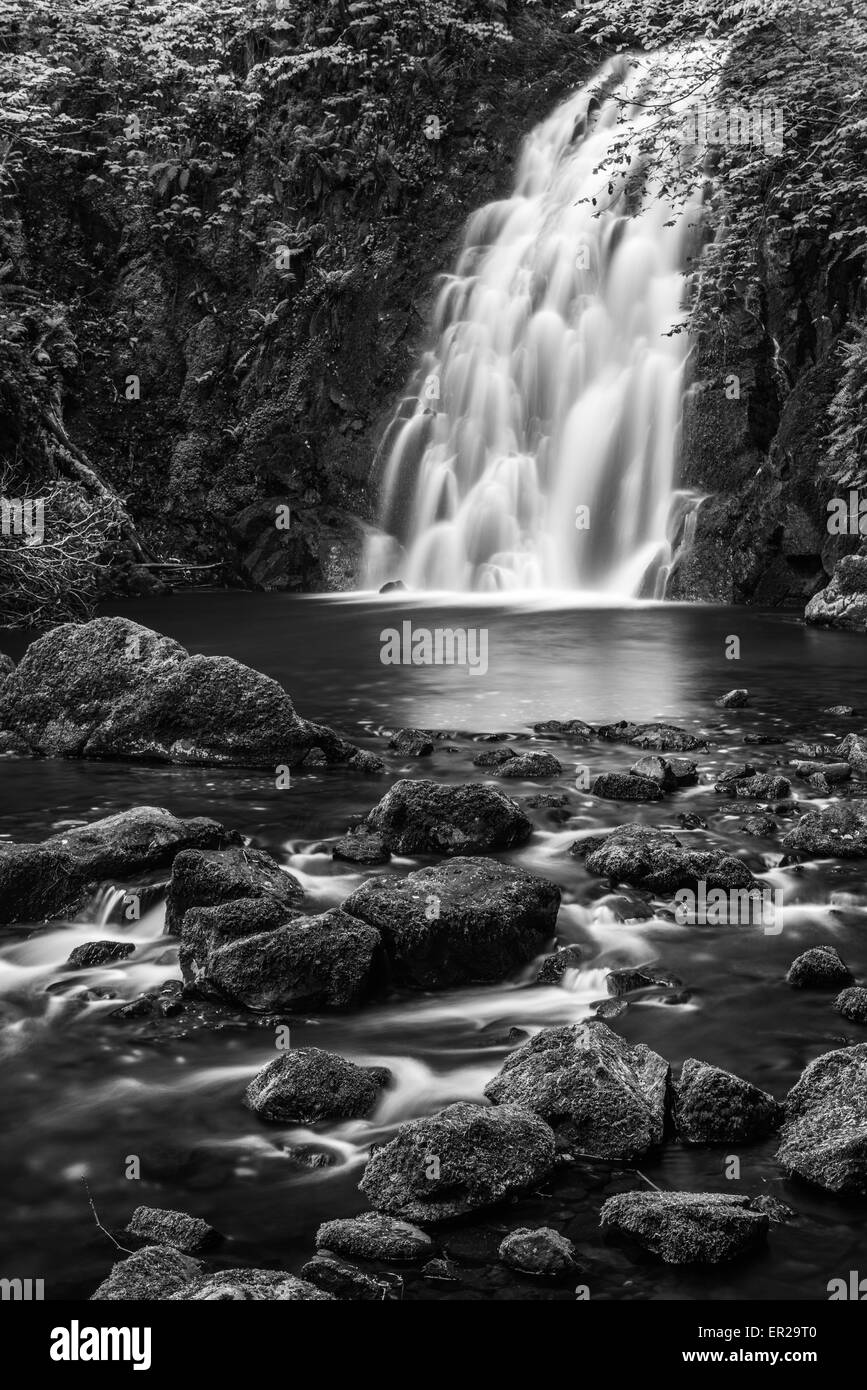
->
xmin=834 ymin=987 xmax=867 ymax=1023
xmin=497 ymin=751 xmax=562 ymax=778
xmin=532 ymin=719 xmax=593 ymax=738
xmin=0 ymin=616 xmax=362 ymax=768
xmin=734 ymin=773 xmax=791 ymax=800
xmin=389 ymin=728 xmax=434 ymax=757
xmin=364 ymin=779 xmax=532 ymax=855
xmin=631 ymin=755 xmax=697 ymax=788
xmin=165 ymin=845 xmax=302 ymax=933
xmin=67 ymin=940 xmax=135 ymax=969
xmin=315 ymin=1211 xmax=434 ymax=1262
xmin=204 ymin=908 xmax=386 ymax=1011
xmin=90 ymin=1245 xmax=202 ymax=1300
xmin=673 ymin=1059 xmax=782 ymax=1144
xmin=484 ymin=1021 xmax=668 ymax=1160
xmin=600 ymin=1192 xmax=769 ymax=1264
xmin=536 ymin=945 xmax=583 ymax=984
xmin=245 ymin=1048 xmax=391 ymax=1123
xmin=171 ymin=1269 xmax=333 ymax=1300
xmin=473 ymin=746 xmax=517 ymax=768
xmin=782 ymin=802 xmax=867 ymax=859
xmin=332 ymin=826 xmax=391 ymax=864
xmin=776 ymin=1044 xmax=867 ymax=1193
xmin=125 ymin=1206 xmax=220 ymax=1253
xmin=300 ymin=1254 xmax=386 ymax=1300
xmin=359 ymin=1102 xmax=555 ymax=1221
xmin=498 ymin=1227 xmax=578 ymax=1279
xmin=716 ymin=688 xmax=749 ymax=708
xmin=342 ymin=857 xmax=559 ymax=989
xmin=595 ymin=721 xmax=707 ymax=752
xmin=0 ymin=806 xmax=237 ymax=925
xmin=786 ymin=945 xmax=853 ymax=989
xmin=574 ymin=823 xmax=754 ymax=894
xmin=590 ymin=772 xmax=663 ymax=802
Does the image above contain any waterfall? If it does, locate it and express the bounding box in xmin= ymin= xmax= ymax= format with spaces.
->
xmin=365 ymin=53 xmax=707 ymax=597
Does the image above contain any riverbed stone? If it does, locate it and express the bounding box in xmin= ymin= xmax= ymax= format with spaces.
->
xmin=498 ymin=1227 xmax=578 ymax=1278
xmin=341 ymin=857 xmax=559 ymax=989
xmin=473 ymin=746 xmax=517 ymax=768
xmin=125 ymin=1206 xmax=220 ymax=1253
xmin=716 ymin=688 xmax=749 ymax=708
xmin=245 ymin=1048 xmax=391 ymax=1123
xmin=673 ymin=1059 xmax=782 ymax=1143
xmin=786 ymin=945 xmax=853 ymax=989
xmin=359 ymin=1102 xmax=555 ymax=1221
xmin=300 ymin=1254 xmax=385 ymax=1300
xmin=315 ymin=1212 xmax=434 ymax=1262
xmin=497 ymin=751 xmax=562 ymax=778
xmin=776 ymin=1044 xmax=867 ymax=1193
xmin=835 ymin=732 xmax=867 ymax=773
xmin=389 ymin=728 xmax=434 ymax=757
xmin=90 ymin=1245 xmax=202 ymax=1299
xmin=165 ymin=845 xmax=302 ymax=933
xmin=573 ymin=823 xmax=754 ymax=893
xmin=0 ymin=615 xmax=361 ymax=768
xmin=204 ymin=908 xmax=386 ymax=1011
xmin=834 ymin=987 xmax=867 ymax=1023
xmin=484 ymin=1021 xmax=668 ymax=1160
xmin=532 ymin=719 xmax=593 ymax=738
xmin=782 ymin=803 xmax=867 ymax=858
xmin=170 ymin=1269 xmax=333 ymax=1300
xmin=734 ymin=773 xmax=791 ymax=800
xmin=0 ymin=806 xmax=238 ymax=925
xmin=630 ymin=755 xmax=694 ymax=789
xmin=364 ymin=779 xmax=532 ymax=855
xmin=332 ymin=827 xmax=391 ymax=864
xmin=590 ymin=771 xmax=663 ymax=801
xmin=595 ymin=721 xmax=707 ymax=752
xmin=179 ymin=898 xmax=297 ymax=978
xmin=67 ymin=940 xmax=135 ymax=969
xmin=600 ymin=1192 xmax=769 ymax=1263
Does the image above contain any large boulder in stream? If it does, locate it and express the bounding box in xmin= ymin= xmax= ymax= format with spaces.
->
xmin=90 ymin=1245 xmax=203 ymax=1300
xmin=0 ymin=615 xmax=361 ymax=767
xmin=776 ymin=1044 xmax=867 ymax=1193
xmin=600 ymin=1192 xmax=769 ymax=1264
xmin=484 ymin=1021 xmax=668 ymax=1160
xmin=179 ymin=898 xmax=298 ymax=978
xmin=673 ymin=1059 xmax=782 ymax=1144
xmin=0 ymin=806 xmax=237 ymax=925
xmin=805 ymin=554 xmax=867 ymax=632
xmin=165 ymin=845 xmax=302 ymax=933
xmin=170 ymin=1269 xmax=333 ymax=1300
xmin=364 ymin=779 xmax=532 ymax=855
xmin=341 ymin=857 xmax=560 ymax=988
xmin=245 ymin=1048 xmax=392 ymax=1123
xmin=782 ymin=803 xmax=867 ymax=859
xmin=572 ymin=824 xmax=754 ymax=894
xmin=315 ymin=1212 xmax=434 ymax=1262
xmin=595 ymin=721 xmax=707 ymax=752
xmin=203 ymin=907 xmax=386 ymax=1011
xmin=359 ymin=1102 xmax=556 ymax=1221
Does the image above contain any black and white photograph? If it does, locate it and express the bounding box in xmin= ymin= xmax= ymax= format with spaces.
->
xmin=0 ymin=0 xmax=865 ymax=1361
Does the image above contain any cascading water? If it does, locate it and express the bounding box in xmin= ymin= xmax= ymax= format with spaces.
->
xmin=365 ymin=53 xmax=708 ymax=596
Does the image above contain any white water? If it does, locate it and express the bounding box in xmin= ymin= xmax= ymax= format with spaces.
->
xmin=366 ymin=53 xmax=707 ymax=596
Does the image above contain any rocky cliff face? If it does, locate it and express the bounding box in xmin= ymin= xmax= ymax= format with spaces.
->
xmin=1 ymin=0 xmax=592 ymax=599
